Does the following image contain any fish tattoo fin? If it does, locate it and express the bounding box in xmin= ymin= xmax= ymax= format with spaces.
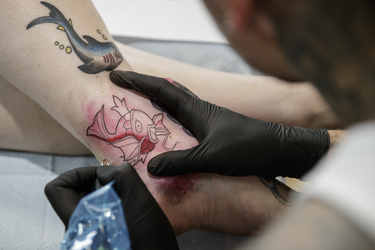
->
xmin=127 ymin=140 xmax=142 ymax=161
xmin=114 ymin=136 xmax=146 ymax=166
xmin=27 ymin=16 xmax=56 ymax=30
xmin=111 ymin=96 xmax=130 ymax=117
xmin=27 ymin=1 xmax=123 ymax=74
xmin=78 ymin=58 xmax=102 ymax=74
xmin=139 ymin=154 xmax=148 ymax=164
xmin=82 ymin=35 xmax=102 ymax=46
xmin=86 ymin=105 xmax=112 ymax=141
xmin=27 ymin=2 xmax=68 ymax=30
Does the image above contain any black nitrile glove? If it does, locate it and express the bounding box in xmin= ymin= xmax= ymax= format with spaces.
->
xmin=110 ymin=71 xmax=330 ymax=178
xmin=45 ymin=164 xmax=179 ymax=250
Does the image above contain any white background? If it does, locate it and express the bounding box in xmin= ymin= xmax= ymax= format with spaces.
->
xmin=92 ymin=0 xmax=227 ymax=43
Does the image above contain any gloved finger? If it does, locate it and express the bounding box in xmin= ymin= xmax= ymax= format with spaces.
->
xmin=96 ymin=163 xmax=143 ymax=193
xmin=110 ymin=71 xmax=200 ymax=129
xmin=147 ymin=142 xmax=213 ymax=176
xmin=96 ymin=163 xmax=179 ymax=250
xmin=167 ymin=78 xmax=199 ymax=99
xmin=44 ymin=167 xmax=98 ymax=228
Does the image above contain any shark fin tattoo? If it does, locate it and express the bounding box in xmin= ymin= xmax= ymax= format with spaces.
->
xmin=26 ymin=1 xmax=123 ymax=74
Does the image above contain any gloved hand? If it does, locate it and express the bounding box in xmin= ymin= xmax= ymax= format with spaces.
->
xmin=110 ymin=71 xmax=330 ymax=178
xmin=44 ymin=164 xmax=179 ymax=250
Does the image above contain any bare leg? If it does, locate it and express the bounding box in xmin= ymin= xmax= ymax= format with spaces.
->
xmin=0 ymin=0 xmax=294 ymax=235
xmin=0 ymin=75 xmax=91 ymax=155
xmin=0 ymin=41 xmax=338 ymax=155
xmin=116 ymin=42 xmax=340 ymax=129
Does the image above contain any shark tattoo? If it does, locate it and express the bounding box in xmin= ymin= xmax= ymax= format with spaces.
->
xmin=87 ymin=96 xmax=177 ymax=166
xmin=26 ymin=1 xmax=123 ymax=74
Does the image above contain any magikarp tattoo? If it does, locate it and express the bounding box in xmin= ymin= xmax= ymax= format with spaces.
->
xmin=26 ymin=1 xmax=123 ymax=74
xmin=87 ymin=96 xmax=176 ymax=166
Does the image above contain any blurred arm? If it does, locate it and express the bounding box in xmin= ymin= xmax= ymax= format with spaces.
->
xmin=240 ymin=200 xmax=374 ymax=250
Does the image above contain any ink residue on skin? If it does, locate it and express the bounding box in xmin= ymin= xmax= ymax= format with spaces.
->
xmin=82 ymin=99 xmax=117 ymax=155
xmin=82 ymin=100 xmax=97 ymax=127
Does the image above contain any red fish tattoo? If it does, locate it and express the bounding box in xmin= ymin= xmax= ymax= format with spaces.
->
xmin=87 ymin=96 xmax=176 ymax=165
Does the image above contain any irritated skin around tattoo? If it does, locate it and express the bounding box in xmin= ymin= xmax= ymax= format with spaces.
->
xmin=86 ymin=95 xmax=199 ymax=205
xmin=26 ymin=1 xmax=123 ymax=74
xmin=86 ymin=78 xmax=198 ymax=167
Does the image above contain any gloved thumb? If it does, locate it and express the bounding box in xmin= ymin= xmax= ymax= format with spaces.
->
xmin=96 ymin=164 xmax=140 ymax=194
xmin=147 ymin=143 xmax=210 ymax=176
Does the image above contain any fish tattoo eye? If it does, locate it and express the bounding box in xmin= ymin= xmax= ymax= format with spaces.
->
xmin=135 ymin=120 xmax=142 ymax=133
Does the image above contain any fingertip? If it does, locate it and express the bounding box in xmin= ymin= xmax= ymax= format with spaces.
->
xmin=44 ymin=180 xmax=55 ymax=198
xmin=110 ymin=71 xmax=133 ymax=88
xmin=147 ymin=165 xmax=162 ymax=176
xmin=147 ymin=157 xmax=164 ymax=176
xmin=96 ymin=165 xmax=112 ymax=175
xmin=109 ymin=70 xmax=121 ymax=80
xmin=96 ymin=165 xmax=114 ymax=185
xmin=147 ymin=156 xmax=183 ymax=176
xmin=117 ymin=162 xmax=136 ymax=174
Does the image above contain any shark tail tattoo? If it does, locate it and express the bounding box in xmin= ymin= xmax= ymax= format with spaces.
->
xmin=27 ymin=1 xmax=123 ymax=74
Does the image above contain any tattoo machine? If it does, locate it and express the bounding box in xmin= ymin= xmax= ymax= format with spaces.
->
xmin=61 ymin=181 xmax=132 ymax=250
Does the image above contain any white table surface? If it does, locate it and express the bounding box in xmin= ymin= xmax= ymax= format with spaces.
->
xmin=92 ymin=0 xmax=228 ymax=43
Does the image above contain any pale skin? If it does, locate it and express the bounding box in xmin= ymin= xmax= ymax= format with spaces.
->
xmin=0 ymin=0 xmax=342 ymax=156
xmin=0 ymin=0 xmax=295 ymax=236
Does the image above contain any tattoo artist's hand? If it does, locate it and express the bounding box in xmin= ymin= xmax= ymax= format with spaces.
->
xmin=110 ymin=71 xmax=330 ymax=178
xmin=44 ymin=164 xmax=179 ymax=250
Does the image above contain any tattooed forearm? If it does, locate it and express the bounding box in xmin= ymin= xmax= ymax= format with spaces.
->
xmin=259 ymin=176 xmax=295 ymax=206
